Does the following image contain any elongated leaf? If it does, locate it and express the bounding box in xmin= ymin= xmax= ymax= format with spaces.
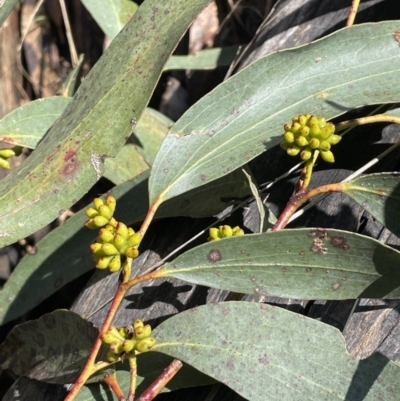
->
xmin=343 ymin=172 xmax=400 ymax=238
xmin=0 ymin=168 xmax=248 ymax=326
xmin=149 ymin=21 xmax=400 ymax=204
xmin=0 ymin=310 xmax=98 ymax=384
xmin=157 ymin=228 xmax=400 ymax=299
xmin=152 ymin=302 xmax=400 ymax=401
xmin=78 ymin=353 xmax=215 ymax=400
xmin=164 ymin=46 xmax=239 ymax=71
xmin=0 ymin=0 xmax=18 ymax=27
xmin=0 ymin=0 xmax=211 ymax=248
xmin=81 ymin=0 xmax=138 ymax=39
xmin=0 ymin=97 xmax=71 ymax=149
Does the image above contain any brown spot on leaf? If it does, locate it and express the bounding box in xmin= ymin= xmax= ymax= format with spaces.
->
xmin=330 ymin=236 xmax=349 ymax=250
xmin=62 ymin=150 xmax=79 ymax=176
xmin=393 ymin=30 xmax=400 ymax=46
xmin=43 ymin=313 xmax=56 ymax=329
xmin=207 ymin=249 xmax=222 ymax=263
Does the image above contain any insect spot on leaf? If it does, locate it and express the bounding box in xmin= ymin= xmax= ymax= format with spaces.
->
xmin=332 ymin=282 xmax=340 ymax=291
xmin=258 ymin=354 xmax=268 ymax=364
xmin=207 ymin=249 xmax=222 ymax=263
xmin=330 ymin=236 xmax=350 ymax=250
xmin=250 ymin=276 xmax=256 ymax=282
xmin=200 ymin=174 xmax=206 ymax=181
xmin=392 ymin=30 xmax=400 ymax=46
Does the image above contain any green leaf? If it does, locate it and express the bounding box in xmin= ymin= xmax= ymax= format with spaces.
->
xmin=81 ymin=0 xmax=138 ymax=39
xmin=0 ymin=310 xmax=98 ymax=384
xmin=0 ymin=0 xmax=211 ymax=248
xmin=152 ymin=302 xmax=400 ymax=401
xmin=0 ymin=0 xmax=18 ymax=28
xmin=164 ymin=46 xmax=239 ymax=71
xmin=0 ymin=168 xmax=248 ymax=326
xmin=78 ymin=353 xmax=215 ymax=400
xmin=59 ymin=54 xmax=85 ymax=97
xmin=343 ymin=172 xmax=400 ymax=238
xmin=103 ymin=108 xmax=172 ymax=184
xmin=0 ymin=97 xmax=71 ymax=149
xmin=158 ymin=228 xmax=400 ymax=299
xmin=149 ymin=21 xmax=400 ymax=204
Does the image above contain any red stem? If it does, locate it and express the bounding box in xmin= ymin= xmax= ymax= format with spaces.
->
xmin=273 ymin=182 xmax=345 ymax=231
xmin=103 ymin=374 xmax=126 ymax=401
xmin=136 ymin=359 xmax=183 ymax=401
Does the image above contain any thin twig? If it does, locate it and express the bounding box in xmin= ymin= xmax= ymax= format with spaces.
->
xmin=346 ymin=0 xmax=361 ymax=27
xmin=59 ymin=0 xmax=78 ymax=66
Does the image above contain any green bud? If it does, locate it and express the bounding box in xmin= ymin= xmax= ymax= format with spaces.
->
xmin=116 ymin=222 xmax=129 ymax=238
xmin=118 ymin=327 xmax=129 ymax=338
xmin=98 ymin=204 xmax=113 ymax=220
xmin=126 ymin=247 xmax=139 ymax=259
xmin=93 ymin=198 xmax=104 ymax=210
xmin=232 ymin=226 xmax=245 ymax=236
xmin=85 ymin=207 xmax=99 ymax=219
xmin=101 ymin=243 xmax=119 ymax=256
xmin=290 ymin=122 xmax=301 ymax=134
xmin=105 ymin=195 xmax=116 ymax=214
xmin=102 ymin=331 xmax=121 ymax=345
xmin=113 ymin=234 xmax=128 ymax=253
xmin=283 ymin=132 xmax=295 ymax=143
xmin=300 ymin=148 xmax=312 ymax=161
xmin=128 ymin=232 xmax=142 ymax=247
xmin=298 ymin=114 xmax=308 ymax=126
xmin=96 ymin=255 xmax=113 ymax=269
xmin=287 ymin=144 xmax=301 ymax=156
xmin=299 ymin=126 xmax=309 ymax=137
xmin=320 ymin=149 xmax=335 ymax=163
xmin=326 ymin=134 xmax=342 ymax=145
xmin=134 ymin=319 xmax=144 ymax=330
xmin=308 ymin=138 xmax=320 ymax=149
xmin=99 ymin=228 xmax=115 ymax=243
xmin=0 ymin=157 xmax=10 ymax=169
xmin=108 ymin=256 xmax=122 ymax=272
xmin=0 ymin=148 xmax=16 ymax=158
xmin=90 ymin=242 xmax=103 ymax=255
xmin=308 ymin=116 xmax=319 ymax=126
xmin=318 ymin=126 xmax=333 ymax=140
xmin=318 ymin=117 xmax=327 ymax=127
xmin=106 ymin=351 xmax=120 ymax=363
xmin=220 ymin=225 xmax=233 ymax=238
xmin=110 ymin=341 xmax=124 ymax=354
xmin=309 ymin=124 xmax=320 ymax=137
xmin=136 ymin=337 xmax=156 ymax=352
xmin=134 ymin=324 xmax=152 ymax=340
xmin=209 ymin=227 xmax=220 ymax=240
xmin=93 ymin=215 xmax=109 ymax=228
xmin=103 ymin=326 xmax=125 ymax=343
xmin=295 ymin=136 xmax=308 ymax=147
xmin=122 ymin=339 xmax=136 ymax=352
xmin=319 ymin=141 xmax=331 ymax=150
xmin=283 ymin=123 xmax=292 ymax=132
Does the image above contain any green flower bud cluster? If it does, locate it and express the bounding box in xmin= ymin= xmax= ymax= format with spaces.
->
xmin=280 ymin=114 xmax=341 ymax=163
xmin=85 ymin=195 xmax=142 ymax=272
xmin=0 ymin=146 xmax=22 ymax=169
xmin=208 ymin=225 xmax=245 ymax=241
xmin=101 ymin=319 xmax=157 ymax=362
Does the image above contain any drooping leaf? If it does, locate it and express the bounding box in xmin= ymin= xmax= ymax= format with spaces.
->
xmin=156 ymin=228 xmax=400 ymax=299
xmin=0 ymin=167 xmax=248 ymax=326
xmin=164 ymin=46 xmax=239 ymax=71
xmin=0 ymin=97 xmax=71 ymax=149
xmin=149 ymin=21 xmax=400 ymax=204
xmin=343 ymin=172 xmax=400 ymax=238
xmin=59 ymin=54 xmax=85 ymax=97
xmin=0 ymin=0 xmax=212 ymax=248
xmin=0 ymin=310 xmax=98 ymax=384
xmin=103 ymin=108 xmax=172 ymax=184
xmin=152 ymin=302 xmax=400 ymax=401
xmin=78 ymin=353 xmax=215 ymax=400
xmin=81 ymin=0 xmax=138 ymax=39
xmin=0 ymin=0 xmax=18 ymax=27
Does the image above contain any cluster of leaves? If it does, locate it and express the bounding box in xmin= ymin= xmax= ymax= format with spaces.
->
xmin=1 ymin=0 xmax=400 ymax=401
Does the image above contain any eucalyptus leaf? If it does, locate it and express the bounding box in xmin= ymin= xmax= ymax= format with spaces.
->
xmin=0 ymin=168 xmax=248 ymax=326
xmin=149 ymin=21 xmax=400 ymax=204
xmin=0 ymin=310 xmax=98 ymax=384
xmin=343 ymin=172 xmax=400 ymax=238
xmin=158 ymin=228 xmax=400 ymax=299
xmin=0 ymin=0 xmax=211 ymax=248
xmin=152 ymin=302 xmax=400 ymax=401
xmin=0 ymin=97 xmax=71 ymax=149
xmin=81 ymin=0 xmax=138 ymax=39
